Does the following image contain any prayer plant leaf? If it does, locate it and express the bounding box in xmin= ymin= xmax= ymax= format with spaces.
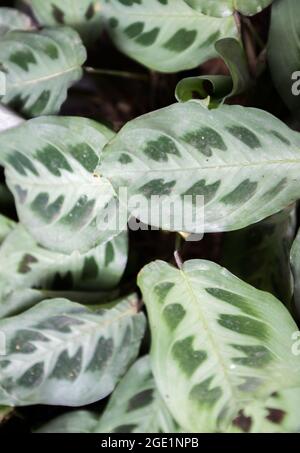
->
xmin=37 ymin=356 xmax=177 ymax=433
xmin=0 ymin=214 xmax=15 ymax=245
xmin=138 ymin=259 xmax=300 ymax=433
xmin=227 ymin=387 xmax=300 ymax=433
xmin=0 ymin=116 xmax=123 ymax=254
xmin=0 ymin=406 xmax=13 ymax=424
xmin=268 ymin=0 xmax=300 ymax=114
xmin=103 ymin=0 xmax=237 ymax=73
xmin=0 ymin=105 xmax=23 ymax=133
xmin=0 ymin=7 xmax=32 ymax=36
xmin=184 ymin=0 xmax=273 ymax=17
xmin=26 ymin=0 xmax=103 ymax=44
xmin=0 ymin=294 xmax=146 ymax=407
xmin=100 ymin=101 xmax=300 ymax=235
xmin=0 ymin=27 xmax=86 ymax=117
xmin=0 ymin=224 xmax=128 ymax=318
xmin=290 ymin=227 xmax=300 ymax=315
xmin=175 ymin=38 xmax=252 ymax=106
xmin=221 ymin=207 xmax=296 ymax=306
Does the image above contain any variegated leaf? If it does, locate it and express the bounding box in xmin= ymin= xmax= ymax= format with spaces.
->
xmin=0 ymin=116 xmax=123 ymax=254
xmin=184 ymin=0 xmax=273 ymax=17
xmin=0 ymin=406 xmax=13 ymax=424
xmin=103 ymin=0 xmax=237 ymax=73
xmin=26 ymin=0 xmax=103 ymax=44
xmin=0 ymin=287 xmax=119 ymax=320
xmin=221 ymin=207 xmax=296 ymax=306
xmin=290 ymin=227 xmax=300 ymax=315
xmin=0 ymin=214 xmax=15 ymax=245
xmin=268 ymin=0 xmax=300 ymax=114
xmin=175 ymin=38 xmax=252 ymax=106
xmin=138 ymin=259 xmax=300 ymax=433
xmin=0 ymin=27 xmax=86 ymax=117
xmin=0 ymin=7 xmax=32 ymax=36
xmin=0 ymin=105 xmax=23 ymax=133
xmin=100 ymin=101 xmax=300 ymax=234
xmin=37 ymin=356 xmax=177 ymax=433
xmin=227 ymin=387 xmax=300 ymax=433
xmin=0 ymin=294 xmax=145 ymax=406
xmin=0 ymin=224 xmax=127 ymax=291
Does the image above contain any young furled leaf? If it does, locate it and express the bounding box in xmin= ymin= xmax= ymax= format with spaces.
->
xmin=0 ymin=7 xmax=32 ymax=36
xmin=0 ymin=27 xmax=86 ymax=117
xmin=221 ymin=207 xmax=296 ymax=306
xmin=103 ymin=0 xmax=236 ymax=72
xmin=0 ymin=294 xmax=145 ymax=407
xmin=268 ymin=0 xmax=300 ymax=114
xmin=138 ymin=259 xmax=300 ymax=433
xmin=290 ymin=227 xmax=300 ymax=315
xmin=0 ymin=116 xmax=123 ymax=254
xmin=185 ymin=0 xmax=273 ymax=17
xmin=27 ymin=0 xmax=103 ymax=44
xmin=100 ymin=101 xmax=300 ymax=235
xmin=37 ymin=356 xmax=177 ymax=433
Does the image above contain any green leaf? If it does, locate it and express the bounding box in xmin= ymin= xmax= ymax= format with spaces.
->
xmin=0 ymin=223 xmax=128 ymax=317
xmin=0 ymin=224 xmax=127 ymax=290
xmin=0 ymin=406 xmax=13 ymax=424
xmin=101 ymin=101 xmax=300 ymax=234
xmin=175 ymin=38 xmax=252 ymax=106
xmin=0 ymin=214 xmax=15 ymax=245
xmin=221 ymin=207 xmax=296 ymax=306
xmin=290 ymin=227 xmax=300 ymax=314
xmin=36 ymin=411 xmax=99 ymax=433
xmin=268 ymin=0 xmax=300 ymax=114
xmin=37 ymin=356 xmax=177 ymax=433
xmin=226 ymin=387 xmax=300 ymax=433
xmin=0 ymin=116 xmax=122 ymax=254
xmin=185 ymin=0 xmax=273 ymax=17
xmin=0 ymin=7 xmax=32 ymax=36
xmin=103 ymin=0 xmax=237 ymax=73
xmin=0 ymin=294 xmax=145 ymax=406
xmin=138 ymin=259 xmax=300 ymax=433
xmin=0 ymin=27 xmax=86 ymax=117
xmin=27 ymin=0 xmax=103 ymax=44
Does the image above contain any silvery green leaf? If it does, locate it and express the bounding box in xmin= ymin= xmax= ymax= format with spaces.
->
xmin=0 ymin=105 xmax=23 ymax=133
xmin=0 ymin=27 xmax=86 ymax=117
xmin=0 ymin=224 xmax=128 ymax=292
xmin=0 ymin=406 xmax=12 ymax=424
xmin=38 ymin=356 xmax=177 ymax=433
xmin=290 ymin=227 xmax=300 ymax=315
xmin=0 ymin=7 xmax=32 ymax=36
xmin=0 ymin=287 xmax=119 ymax=320
xmin=175 ymin=38 xmax=252 ymax=105
xmin=0 ymin=116 xmax=122 ymax=254
xmin=100 ymin=101 xmax=300 ymax=234
xmin=185 ymin=0 xmax=273 ymax=17
xmin=138 ymin=259 xmax=300 ymax=433
xmin=27 ymin=0 xmax=103 ymax=44
xmin=0 ymin=294 xmax=145 ymax=406
xmin=268 ymin=0 xmax=300 ymax=114
xmin=0 ymin=214 xmax=15 ymax=244
xmin=103 ymin=0 xmax=236 ymax=72
xmin=226 ymin=387 xmax=300 ymax=433
xmin=221 ymin=207 xmax=296 ymax=306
